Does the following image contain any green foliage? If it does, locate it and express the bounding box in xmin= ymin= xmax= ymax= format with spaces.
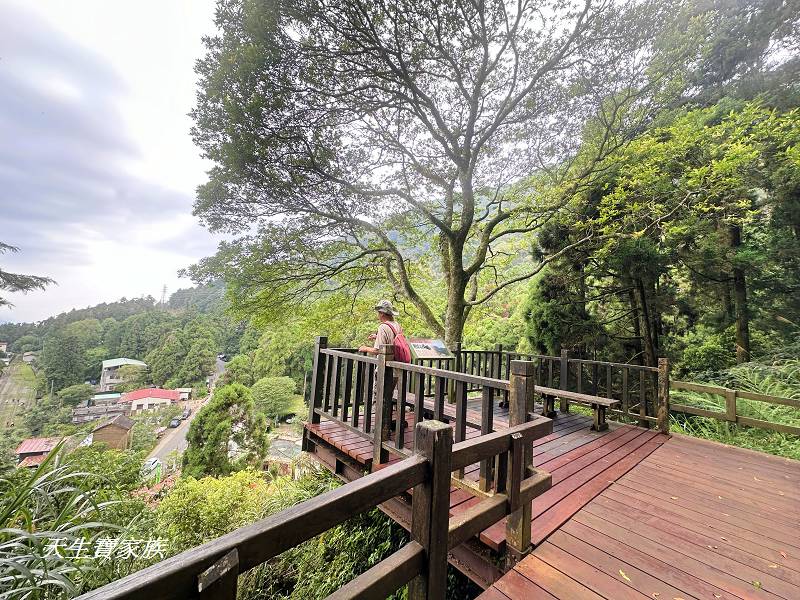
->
xmin=0 ymin=448 xmax=154 ymax=599
xmin=145 ymin=332 xmax=185 ymax=387
xmin=114 ymin=364 xmax=149 ymax=392
xmin=182 ymin=384 xmax=269 ymax=478
xmin=56 ymin=384 xmax=95 ymax=407
xmin=179 ymin=337 xmax=215 ymax=385
xmin=10 ymin=334 xmax=40 ymax=353
xmin=156 ymin=469 xmax=273 ymax=551
xmin=523 ymin=269 xmax=604 ymax=355
xmin=40 ymin=328 xmax=87 ymax=391
xmin=63 ymin=444 xmax=145 ymax=495
xmin=155 ymin=466 xmax=409 ymax=600
xmin=670 ymin=359 xmax=800 ymax=459
xmin=251 ymin=376 xmax=297 ymax=421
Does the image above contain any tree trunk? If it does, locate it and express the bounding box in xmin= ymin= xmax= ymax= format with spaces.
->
xmin=721 ymin=280 xmax=735 ymax=326
xmin=729 ymin=224 xmax=750 ymax=363
xmin=627 ymin=287 xmax=644 ymax=365
xmin=635 ymin=278 xmax=657 ymax=368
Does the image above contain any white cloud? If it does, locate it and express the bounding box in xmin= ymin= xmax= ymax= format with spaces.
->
xmin=0 ymin=0 xmax=221 ymax=322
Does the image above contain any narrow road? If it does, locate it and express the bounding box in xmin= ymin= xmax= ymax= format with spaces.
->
xmin=146 ymin=357 xmax=226 ymax=462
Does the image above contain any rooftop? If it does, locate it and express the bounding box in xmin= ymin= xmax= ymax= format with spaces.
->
xmin=120 ymin=388 xmax=180 ymax=403
xmin=17 ymin=455 xmax=48 ymax=468
xmin=15 ymin=436 xmax=62 ymax=455
xmin=92 ymin=414 xmax=135 ymax=431
xmin=101 ymin=358 xmax=147 ymax=370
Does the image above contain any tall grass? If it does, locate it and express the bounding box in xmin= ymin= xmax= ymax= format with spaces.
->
xmin=0 ymin=446 xmax=148 ymax=599
xmin=670 ymin=359 xmax=800 ymax=460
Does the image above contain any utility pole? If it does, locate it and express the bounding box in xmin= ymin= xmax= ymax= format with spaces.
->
xmin=160 ymin=285 xmax=167 ymax=306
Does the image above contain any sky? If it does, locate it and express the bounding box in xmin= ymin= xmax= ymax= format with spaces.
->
xmin=0 ymin=0 xmax=220 ymax=323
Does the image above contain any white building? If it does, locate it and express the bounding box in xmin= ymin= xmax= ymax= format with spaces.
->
xmin=119 ymin=388 xmax=180 ymax=412
xmin=99 ymin=358 xmax=146 ymax=391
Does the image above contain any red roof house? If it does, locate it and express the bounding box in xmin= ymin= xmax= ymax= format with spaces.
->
xmin=15 ymin=437 xmax=62 ymax=468
xmin=119 ymin=388 xmax=180 ymax=412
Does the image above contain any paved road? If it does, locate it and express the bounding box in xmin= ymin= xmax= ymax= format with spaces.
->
xmin=146 ymin=358 xmax=226 ymax=462
xmin=0 ymin=360 xmax=36 ymax=429
xmin=148 ymin=406 xmax=200 ymax=461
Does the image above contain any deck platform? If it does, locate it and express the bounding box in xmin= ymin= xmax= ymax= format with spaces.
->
xmin=304 ymin=399 xmax=670 ymax=587
xmin=479 ymin=434 xmax=800 ymax=600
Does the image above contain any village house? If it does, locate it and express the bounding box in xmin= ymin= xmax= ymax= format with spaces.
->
xmin=72 ymin=403 xmax=129 ymax=424
xmin=91 ymin=415 xmax=134 ymax=450
xmin=0 ymin=340 xmax=8 ymax=353
xmin=91 ymin=391 xmax=123 ymax=405
xmin=14 ymin=436 xmax=62 ymax=468
xmin=176 ymin=387 xmax=193 ymax=401
xmin=99 ymin=358 xmax=147 ymax=391
xmin=119 ymin=388 xmax=180 ymax=412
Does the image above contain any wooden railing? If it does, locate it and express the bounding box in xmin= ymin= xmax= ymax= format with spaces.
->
xmin=77 ymin=419 xmax=552 ymax=600
xmin=456 ymin=347 xmax=669 ymax=432
xmin=670 ymin=380 xmax=800 ymax=436
xmin=306 ymin=338 xmax=520 ymax=468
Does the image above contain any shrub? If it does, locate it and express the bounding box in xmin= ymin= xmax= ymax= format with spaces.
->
xmin=251 ymin=376 xmax=297 ymax=421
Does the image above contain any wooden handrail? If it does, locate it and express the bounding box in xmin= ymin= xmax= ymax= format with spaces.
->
xmin=322 ymin=347 xmax=379 ymax=364
xmin=387 ymin=360 xmax=510 ymax=391
xmin=670 ymin=380 xmax=800 ymax=435
xmin=83 ymin=394 xmax=555 ymax=600
xmin=450 ymin=419 xmax=551 ymax=471
xmin=76 ymin=455 xmax=427 ymax=600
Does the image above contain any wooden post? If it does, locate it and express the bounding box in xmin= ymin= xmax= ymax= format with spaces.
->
xmin=559 ymin=350 xmax=569 ymax=413
xmin=302 ymin=336 xmax=327 ymax=452
xmin=725 ymin=387 xmax=737 ymax=423
xmin=373 ymin=343 xmax=395 ymax=466
xmin=506 ymin=360 xmax=535 ymax=562
xmin=657 ymin=358 xmax=670 ymax=434
xmin=409 ymin=421 xmax=452 ymax=600
xmin=448 ymin=341 xmax=462 ymax=404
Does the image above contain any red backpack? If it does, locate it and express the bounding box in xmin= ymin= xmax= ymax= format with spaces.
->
xmin=384 ymin=322 xmax=411 ymax=363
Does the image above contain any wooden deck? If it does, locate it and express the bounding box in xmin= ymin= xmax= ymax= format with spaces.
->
xmin=480 ymin=434 xmax=800 ymax=600
xmin=304 ymin=399 xmax=670 ymax=586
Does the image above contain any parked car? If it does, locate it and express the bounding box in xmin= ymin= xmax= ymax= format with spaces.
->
xmin=141 ymin=457 xmax=162 ymax=477
xmin=217 ymin=353 xmax=227 ymax=361
xmin=181 ymin=408 xmax=192 ymax=420
xmin=168 ymin=418 xmax=181 ymax=428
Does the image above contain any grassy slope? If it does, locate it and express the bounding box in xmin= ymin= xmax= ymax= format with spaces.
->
xmin=0 ymin=361 xmax=36 ymax=430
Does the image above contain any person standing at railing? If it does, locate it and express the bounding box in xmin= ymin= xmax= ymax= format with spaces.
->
xmin=358 ymin=299 xmax=411 ymax=428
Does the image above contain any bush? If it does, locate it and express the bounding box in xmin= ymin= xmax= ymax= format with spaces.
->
xmin=251 ymin=376 xmax=297 ymax=421
xmin=56 ymin=383 xmax=95 ymax=407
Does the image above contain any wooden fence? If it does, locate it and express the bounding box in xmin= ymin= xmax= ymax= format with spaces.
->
xmin=77 ymin=420 xmax=551 ymax=600
xmin=305 ymin=339 xmax=517 ymax=467
xmin=455 ymin=346 xmax=799 ymax=436
xmin=455 ymin=346 xmax=668 ymax=431
xmin=670 ymin=380 xmax=800 ymax=436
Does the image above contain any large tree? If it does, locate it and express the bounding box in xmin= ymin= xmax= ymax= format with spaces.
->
xmin=183 ymin=383 xmax=270 ymax=478
xmin=189 ymin=0 xmax=697 ymax=344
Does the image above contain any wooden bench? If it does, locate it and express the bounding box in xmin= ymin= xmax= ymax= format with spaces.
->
xmin=537 ymin=387 xmax=620 ymax=431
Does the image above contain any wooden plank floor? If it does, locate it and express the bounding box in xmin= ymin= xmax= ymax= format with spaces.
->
xmin=304 ymin=400 xmax=668 ymax=554
xmin=480 ymin=434 xmax=800 ymax=600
